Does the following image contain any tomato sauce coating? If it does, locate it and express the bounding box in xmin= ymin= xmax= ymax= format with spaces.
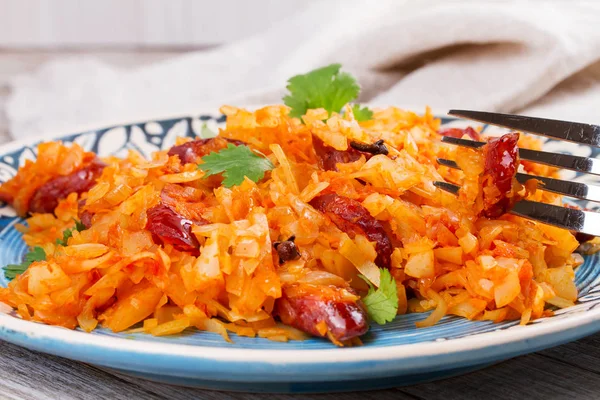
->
xmin=310 ymin=193 xmax=393 ymax=269
xmin=275 ymin=283 xmax=368 ymax=341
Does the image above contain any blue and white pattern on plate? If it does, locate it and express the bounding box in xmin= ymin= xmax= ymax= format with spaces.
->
xmin=0 ymin=111 xmax=599 ymax=393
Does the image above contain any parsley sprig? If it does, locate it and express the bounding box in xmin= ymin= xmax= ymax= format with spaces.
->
xmin=351 ymin=104 xmax=374 ymax=122
xmin=4 ymin=246 xmax=46 ymax=280
xmin=359 ymin=268 xmax=399 ymax=325
xmin=199 ymin=144 xmax=274 ymax=188
xmin=55 ymin=219 xmax=87 ymax=246
xmin=283 ymin=63 xmax=373 ymax=121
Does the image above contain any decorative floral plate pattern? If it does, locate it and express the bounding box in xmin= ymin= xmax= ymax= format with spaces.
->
xmin=0 ymin=112 xmax=598 ymax=393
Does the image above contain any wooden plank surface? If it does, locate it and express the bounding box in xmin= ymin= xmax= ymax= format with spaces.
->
xmin=1 ymin=49 xmax=600 ymax=400
xmin=3 ymin=336 xmax=600 ymax=400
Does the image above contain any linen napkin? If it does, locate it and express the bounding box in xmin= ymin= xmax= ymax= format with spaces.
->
xmin=6 ymin=0 xmax=600 ymax=139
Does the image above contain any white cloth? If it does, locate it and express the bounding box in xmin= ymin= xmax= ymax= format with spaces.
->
xmin=7 ymin=0 xmax=600 ymax=138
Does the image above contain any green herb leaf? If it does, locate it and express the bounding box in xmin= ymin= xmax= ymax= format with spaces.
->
xmin=25 ymin=246 xmax=47 ymax=263
xmin=74 ymin=219 xmax=87 ymax=232
xmin=359 ymin=268 xmax=398 ymax=325
xmin=283 ymin=63 xmax=361 ymax=119
xmin=351 ymin=104 xmax=373 ymax=122
xmin=4 ymin=246 xmax=46 ymax=280
xmin=56 ymin=219 xmax=87 ymax=247
xmin=200 ymin=122 xmax=217 ymax=139
xmin=199 ymin=144 xmax=274 ymax=188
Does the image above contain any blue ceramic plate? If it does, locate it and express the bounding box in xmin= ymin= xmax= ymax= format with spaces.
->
xmin=0 ymin=111 xmax=599 ymax=393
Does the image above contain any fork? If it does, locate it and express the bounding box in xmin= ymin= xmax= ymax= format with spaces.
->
xmin=435 ymin=110 xmax=600 ymax=237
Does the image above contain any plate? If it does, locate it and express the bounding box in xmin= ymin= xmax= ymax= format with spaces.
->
xmin=0 ymin=111 xmax=599 ymax=393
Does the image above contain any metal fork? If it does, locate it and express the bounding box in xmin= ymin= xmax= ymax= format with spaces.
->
xmin=435 ymin=110 xmax=600 ymax=237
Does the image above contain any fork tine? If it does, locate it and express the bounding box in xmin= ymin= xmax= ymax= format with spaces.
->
xmin=434 ymin=180 xmax=600 ymax=236
xmin=437 ymin=158 xmax=460 ymax=169
xmin=448 ymin=110 xmax=600 ymax=147
xmin=515 ymin=173 xmax=600 ymax=204
xmin=433 ymin=181 xmax=460 ymax=195
xmin=441 ymin=136 xmax=600 ymax=176
xmin=437 ymin=158 xmax=600 ymax=203
xmin=511 ymin=200 xmax=600 ymax=236
xmin=441 ymin=136 xmax=484 ymax=148
xmin=518 ymin=148 xmax=600 ymax=175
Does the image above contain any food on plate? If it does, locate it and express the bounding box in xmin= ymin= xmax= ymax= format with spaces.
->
xmin=0 ymin=64 xmax=583 ymax=345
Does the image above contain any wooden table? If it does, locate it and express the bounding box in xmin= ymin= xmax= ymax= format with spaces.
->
xmin=1 ymin=50 xmax=599 ymax=400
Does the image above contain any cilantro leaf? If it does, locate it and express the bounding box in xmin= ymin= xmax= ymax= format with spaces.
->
xmin=25 ymin=246 xmax=46 ymax=263
xmin=359 ymin=268 xmax=398 ymax=324
xmin=4 ymin=246 xmax=46 ymax=280
xmin=283 ymin=63 xmax=361 ymax=119
xmin=74 ymin=219 xmax=87 ymax=232
xmin=56 ymin=232 xmax=71 ymax=247
xmin=351 ymin=104 xmax=373 ymax=122
xmin=200 ymin=122 xmax=217 ymax=139
xmin=199 ymin=144 xmax=274 ymax=188
xmin=55 ymin=219 xmax=86 ymax=246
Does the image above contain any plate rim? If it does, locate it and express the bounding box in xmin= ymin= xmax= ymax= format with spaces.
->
xmin=0 ymin=306 xmax=599 ymax=382
xmin=1 ymin=304 xmax=599 ymax=363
